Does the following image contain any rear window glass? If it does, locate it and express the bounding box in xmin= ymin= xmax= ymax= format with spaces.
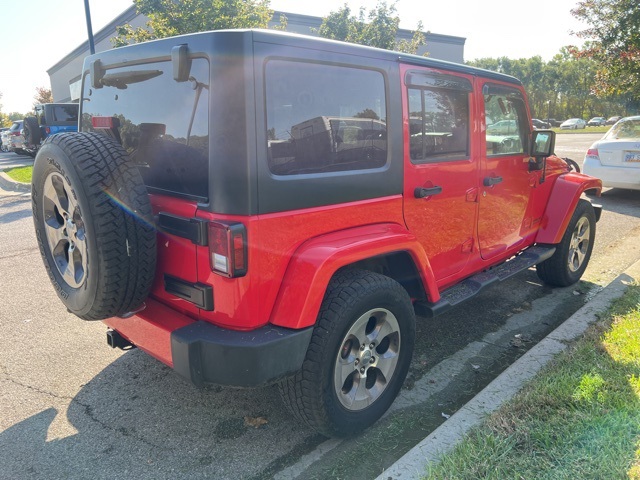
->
xmin=407 ymin=83 xmax=470 ymax=162
xmin=52 ymin=105 xmax=78 ymax=123
xmin=604 ymin=118 xmax=640 ymax=139
xmin=81 ymin=58 xmax=210 ymax=199
xmin=265 ymin=60 xmax=387 ymax=176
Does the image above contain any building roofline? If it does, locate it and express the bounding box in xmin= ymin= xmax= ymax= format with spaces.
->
xmin=48 ymin=7 xmax=466 ymax=75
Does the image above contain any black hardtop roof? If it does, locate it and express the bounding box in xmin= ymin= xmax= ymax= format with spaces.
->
xmin=86 ymin=29 xmax=521 ymax=87
xmin=250 ymin=29 xmax=521 ymax=86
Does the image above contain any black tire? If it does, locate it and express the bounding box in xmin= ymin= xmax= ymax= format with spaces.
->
xmin=536 ymin=199 xmax=596 ymax=287
xmin=31 ymin=132 xmax=156 ymax=320
xmin=563 ymin=157 xmax=580 ymax=173
xmin=23 ymin=116 xmax=41 ymax=146
xmin=279 ymin=269 xmax=415 ymax=437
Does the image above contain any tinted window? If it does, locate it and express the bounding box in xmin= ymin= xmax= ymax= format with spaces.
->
xmin=265 ymin=60 xmax=387 ymax=175
xmin=407 ymin=85 xmax=469 ymax=162
xmin=484 ymin=85 xmax=529 ymax=156
xmin=53 ymin=105 xmax=78 ymax=122
xmin=81 ymin=58 xmax=210 ymax=199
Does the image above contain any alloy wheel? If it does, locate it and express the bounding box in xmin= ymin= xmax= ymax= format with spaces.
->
xmin=334 ymin=308 xmax=401 ymax=411
xmin=42 ymin=172 xmax=88 ymax=287
xmin=568 ymin=216 xmax=590 ymax=273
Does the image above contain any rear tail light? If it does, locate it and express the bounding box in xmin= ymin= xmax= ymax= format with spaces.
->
xmin=45 ymin=127 xmax=51 ymax=135
xmin=11 ymin=131 xmax=20 ymax=136
xmin=208 ymin=221 xmax=247 ymax=277
xmin=586 ymin=148 xmax=600 ymax=160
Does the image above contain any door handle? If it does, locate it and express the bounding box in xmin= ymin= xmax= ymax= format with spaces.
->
xmin=483 ymin=176 xmax=503 ymax=187
xmin=414 ymin=186 xmax=443 ymax=198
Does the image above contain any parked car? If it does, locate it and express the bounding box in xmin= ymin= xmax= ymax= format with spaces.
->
xmin=5 ymin=120 xmax=26 ymax=154
xmin=606 ymin=116 xmax=622 ymax=125
xmin=583 ymin=115 xmax=640 ymax=191
xmin=23 ymin=103 xmax=79 ymax=156
xmin=31 ymin=29 xmax=602 ymax=438
xmin=486 ymin=119 xmax=518 ymax=135
xmin=560 ymin=118 xmax=587 ymax=130
xmin=587 ymin=117 xmax=606 ymax=127
xmin=532 ymin=118 xmax=551 ymax=129
xmin=544 ymin=118 xmax=562 ymax=127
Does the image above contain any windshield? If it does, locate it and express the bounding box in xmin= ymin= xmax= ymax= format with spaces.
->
xmin=603 ymin=118 xmax=640 ymax=140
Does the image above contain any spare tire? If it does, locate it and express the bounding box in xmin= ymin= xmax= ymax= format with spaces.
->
xmin=32 ymin=132 xmax=156 ymax=320
xmin=23 ymin=116 xmax=41 ymax=146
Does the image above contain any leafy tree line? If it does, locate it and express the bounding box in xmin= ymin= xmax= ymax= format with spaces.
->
xmin=468 ymin=49 xmax=634 ymax=121
xmin=3 ymin=0 xmax=631 ymax=129
xmin=571 ymin=0 xmax=640 ymax=99
xmin=470 ymin=0 xmax=640 ymax=121
xmin=113 ymin=0 xmax=425 ymax=53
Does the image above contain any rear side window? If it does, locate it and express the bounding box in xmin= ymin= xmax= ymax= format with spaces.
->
xmin=406 ymin=78 xmax=471 ymax=163
xmin=81 ymin=58 xmax=210 ymax=199
xmin=265 ymin=60 xmax=387 ymax=175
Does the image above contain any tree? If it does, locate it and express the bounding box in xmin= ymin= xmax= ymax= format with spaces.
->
xmin=468 ymin=50 xmax=629 ymax=120
xmin=316 ymin=2 xmax=426 ymax=54
xmin=112 ymin=0 xmax=280 ymax=47
xmin=571 ymin=0 xmax=640 ymax=99
xmin=33 ymin=87 xmax=53 ymax=107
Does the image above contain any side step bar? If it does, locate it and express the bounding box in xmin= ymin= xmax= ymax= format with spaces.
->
xmin=414 ymin=245 xmax=556 ymax=318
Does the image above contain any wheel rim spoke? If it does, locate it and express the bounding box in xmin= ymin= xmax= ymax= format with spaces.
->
xmin=337 ymin=354 xmax=357 ymax=383
xmin=375 ymin=350 xmax=399 ymax=379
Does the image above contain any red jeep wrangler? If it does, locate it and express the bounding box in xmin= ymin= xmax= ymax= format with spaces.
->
xmin=31 ymin=30 xmax=602 ymax=437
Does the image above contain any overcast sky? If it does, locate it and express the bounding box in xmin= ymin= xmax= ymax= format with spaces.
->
xmin=0 ymin=0 xmax=587 ymax=114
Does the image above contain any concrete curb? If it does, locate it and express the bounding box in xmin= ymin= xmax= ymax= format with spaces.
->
xmin=377 ymin=259 xmax=640 ymax=480
xmin=0 ymin=171 xmax=30 ymax=193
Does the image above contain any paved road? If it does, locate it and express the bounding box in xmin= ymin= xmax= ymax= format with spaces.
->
xmin=1 ymin=134 xmax=639 ymax=479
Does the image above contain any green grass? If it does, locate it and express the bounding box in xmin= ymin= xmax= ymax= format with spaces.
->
xmin=425 ymin=284 xmax=640 ymax=480
xmin=554 ymin=126 xmax=610 ymax=135
xmin=3 ymin=166 xmax=33 ymax=183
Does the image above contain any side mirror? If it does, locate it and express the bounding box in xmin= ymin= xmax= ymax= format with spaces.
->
xmin=530 ymin=129 xmax=555 ymax=157
xmin=529 ymin=129 xmax=555 ymax=173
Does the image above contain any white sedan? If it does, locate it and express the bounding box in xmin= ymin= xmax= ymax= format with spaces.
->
xmin=583 ymin=116 xmax=640 ymax=191
xmin=560 ymin=118 xmax=587 ymax=129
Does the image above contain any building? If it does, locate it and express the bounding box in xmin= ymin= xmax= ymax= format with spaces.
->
xmin=47 ymin=6 xmax=466 ymax=103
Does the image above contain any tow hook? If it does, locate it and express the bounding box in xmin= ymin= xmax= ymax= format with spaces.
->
xmin=106 ymin=329 xmax=136 ymax=350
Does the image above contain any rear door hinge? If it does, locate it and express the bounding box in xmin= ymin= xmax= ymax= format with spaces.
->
xmin=158 ymin=213 xmax=208 ymax=246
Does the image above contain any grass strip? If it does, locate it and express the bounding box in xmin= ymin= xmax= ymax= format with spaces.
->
xmin=4 ymin=166 xmax=33 ymax=183
xmin=553 ymin=126 xmax=610 ymax=134
xmin=425 ymin=284 xmax=640 ymax=480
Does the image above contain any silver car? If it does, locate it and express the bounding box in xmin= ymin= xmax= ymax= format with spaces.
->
xmin=4 ymin=120 xmax=25 ymax=154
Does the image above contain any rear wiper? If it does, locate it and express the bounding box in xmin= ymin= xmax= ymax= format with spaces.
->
xmin=100 ymin=70 xmax=163 ymax=89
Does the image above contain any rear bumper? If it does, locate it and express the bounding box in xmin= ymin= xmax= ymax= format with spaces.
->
xmin=583 ymin=157 xmax=640 ymax=191
xmin=171 ymin=322 xmax=313 ymax=387
xmin=105 ymin=298 xmax=313 ymax=388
